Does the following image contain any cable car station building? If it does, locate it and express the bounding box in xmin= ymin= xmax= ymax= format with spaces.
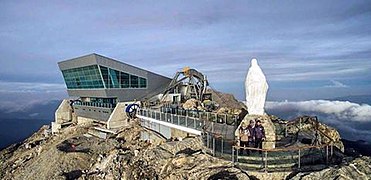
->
xmin=52 ymin=54 xmax=171 ymax=133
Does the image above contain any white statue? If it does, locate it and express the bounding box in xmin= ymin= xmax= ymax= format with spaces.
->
xmin=245 ymin=59 xmax=268 ymax=115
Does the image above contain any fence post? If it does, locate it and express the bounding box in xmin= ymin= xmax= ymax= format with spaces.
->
xmin=236 ymin=147 xmax=239 ymax=164
xmin=177 ymin=115 xmax=180 ymax=125
xmin=264 ymin=151 xmax=268 ymax=171
xmin=213 ymin=136 xmax=215 ymax=156
xmin=326 ymin=146 xmax=329 ymax=164
xmin=331 ymin=144 xmax=333 ymax=157
xmin=298 ymin=149 xmax=301 ymax=169
xmin=232 ymin=147 xmax=234 ymax=163
xmin=206 ymin=133 xmax=209 ymax=148
xmin=212 ymin=122 xmax=215 ymax=155
xmin=221 ymin=138 xmax=224 ymax=154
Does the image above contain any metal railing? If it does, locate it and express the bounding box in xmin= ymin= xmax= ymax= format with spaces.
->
xmin=139 ymin=109 xmax=205 ymax=131
xmin=73 ymin=101 xmax=115 ymax=109
xmin=159 ymin=106 xmax=239 ymax=125
xmin=231 ymin=144 xmax=333 ymax=171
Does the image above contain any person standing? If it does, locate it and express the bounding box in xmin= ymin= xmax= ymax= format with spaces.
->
xmin=239 ymin=122 xmax=250 ymax=155
xmin=247 ymin=120 xmax=256 ymax=155
xmin=254 ymin=120 xmax=265 ymax=154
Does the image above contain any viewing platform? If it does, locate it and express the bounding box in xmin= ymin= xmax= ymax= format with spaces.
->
xmin=137 ymin=107 xmax=339 ymax=172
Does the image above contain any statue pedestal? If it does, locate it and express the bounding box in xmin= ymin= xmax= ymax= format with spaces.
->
xmin=263 ymin=141 xmax=275 ymax=149
xmin=235 ymin=114 xmax=276 ymax=149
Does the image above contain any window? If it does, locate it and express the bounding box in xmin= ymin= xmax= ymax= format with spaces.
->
xmin=120 ymin=72 xmax=130 ymax=88
xmin=139 ymin=77 xmax=147 ymax=88
xmin=130 ymin=75 xmax=139 ymax=88
xmin=62 ymin=65 xmax=148 ymax=89
xmin=62 ymin=65 xmax=104 ymax=89
xmin=99 ymin=66 xmax=110 ymax=88
xmin=109 ymin=69 xmax=120 ymax=88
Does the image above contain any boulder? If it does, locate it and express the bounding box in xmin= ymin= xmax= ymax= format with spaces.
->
xmin=182 ymin=98 xmax=199 ymax=110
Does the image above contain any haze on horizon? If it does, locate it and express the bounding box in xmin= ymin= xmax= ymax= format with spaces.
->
xmin=0 ymin=0 xmax=371 ymax=107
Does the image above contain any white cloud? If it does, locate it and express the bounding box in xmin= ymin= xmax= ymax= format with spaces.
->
xmin=0 ymin=81 xmax=65 ymax=93
xmin=324 ymin=80 xmax=348 ymax=88
xmin=0 ymin=81 xmax=67 ymax=113
xmin=29 ymin=113 xmax=39 ymax=117
xmin=266 ymin=100 xmax=371 ymax=122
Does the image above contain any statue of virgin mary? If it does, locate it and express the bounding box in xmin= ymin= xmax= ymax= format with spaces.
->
xmin=245 ymin=59 xmax=268 ymax=115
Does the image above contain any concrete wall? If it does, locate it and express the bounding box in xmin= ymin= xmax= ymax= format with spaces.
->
xmin=55 ymin=99 xmax=72 ymax=124
xmin=141 ymin=118 xmax=171 ymax=139
xmin=107 ymin=102 xmax=129 ymax=129
xmin=140 ymin=118 xmax=195 ymax=140
xmin=73 ymin=105 xmax=113 ymax=121
xmin=77 ymin=116 xmax=97 ymax=125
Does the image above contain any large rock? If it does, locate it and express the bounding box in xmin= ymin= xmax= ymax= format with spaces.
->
xmin=126 ymin=137 xmax=250 ymax=179
xmin=286 ymin=116 xmax=344 ymax=152
xmin=290 ymin=156 xmax=371 ymax=180
xmin=182 ymin=98 xmax=199 ymax=110
xmin=210 ymin=89 xmax=246 ymax=110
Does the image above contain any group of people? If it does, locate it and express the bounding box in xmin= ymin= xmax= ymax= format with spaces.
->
xmin=239 ymin=119 xmax=266 ymax=155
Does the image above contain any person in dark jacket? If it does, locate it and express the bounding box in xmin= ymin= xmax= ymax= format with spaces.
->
xmin=254 ymin=120 xmax=265 ymax=154
xmin=247 ymin=120 xmax=255 ymax=155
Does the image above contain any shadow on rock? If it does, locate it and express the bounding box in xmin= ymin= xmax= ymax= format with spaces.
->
xmin=60 ymin=170 xmax=82 ymax=180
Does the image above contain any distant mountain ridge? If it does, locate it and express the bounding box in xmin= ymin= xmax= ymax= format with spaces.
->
xmin=330 ymin=94 xmax=371 ymax=105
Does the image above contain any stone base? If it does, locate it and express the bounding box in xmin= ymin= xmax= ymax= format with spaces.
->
xmin=51 ymin=122 xmax=61 ymax=134
xmin=263 ymin=141 xmax=275 ymax=149
xmin=171 ymin=128 xmax=190 ymax=139
xmin=235 ymin=114 xmax=276 ymax=149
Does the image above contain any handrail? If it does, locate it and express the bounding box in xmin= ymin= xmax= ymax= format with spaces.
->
xmin=231 ymin=143 xmax=332 ymax=171
xmin=140 ymin=108 xmax=237 ymax=126
xmin=285 ymin=116 xmax=337 ymax=143
xmin=233 ymin=143 xmax=329 ymax=152
xmin=156 ymin=107 xmax=239 ymax=124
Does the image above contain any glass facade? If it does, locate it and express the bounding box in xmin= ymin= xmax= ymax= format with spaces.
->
xmin=62 ymin=65 xmax=104 ymax=89
xmin=62 ymin=65 xmax=147 ymax=89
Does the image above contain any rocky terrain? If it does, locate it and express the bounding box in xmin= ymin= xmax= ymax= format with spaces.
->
xmin=1 ymin=116 xmax=370 ymax=180
xmin=290 ymin=156 xmax=371 ymax=180
xmin=0 ymin=120 xmax=250 ymax=180
xmin=1 ymin=92 xmax=370 ymax=180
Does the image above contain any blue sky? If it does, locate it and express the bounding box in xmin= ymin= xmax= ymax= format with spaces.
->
xmin=1 ymin=0 xmax=371 ymax=106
